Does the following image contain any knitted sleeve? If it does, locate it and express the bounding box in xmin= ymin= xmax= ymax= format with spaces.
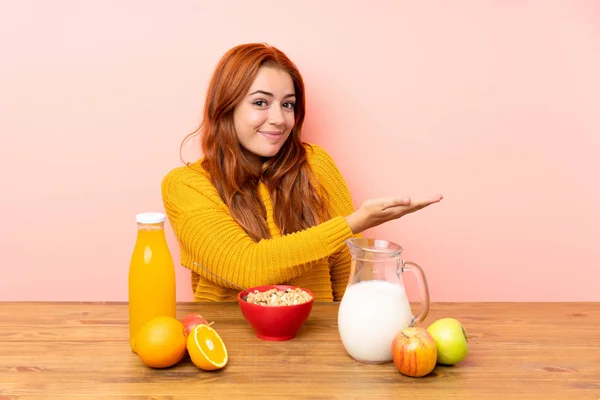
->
xmin=161 ymin=165 xmax=354 ymax=290
xmin=307 ymin=145 xmax=361 ymax=300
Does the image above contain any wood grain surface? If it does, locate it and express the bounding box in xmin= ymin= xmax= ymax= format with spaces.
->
xmin=1 ymin=302 xmax=599 ymax=399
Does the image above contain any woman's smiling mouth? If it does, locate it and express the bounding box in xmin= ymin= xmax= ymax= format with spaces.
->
xmin=259 ymin=130 xmax=285 ymax=140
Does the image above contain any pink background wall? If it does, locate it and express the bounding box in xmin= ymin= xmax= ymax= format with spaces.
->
xmin=1 ymin=1 xmax=599 ymax=302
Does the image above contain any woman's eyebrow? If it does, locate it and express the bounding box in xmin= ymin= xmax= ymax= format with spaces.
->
xmin=249 ymin=90 xmax=295 ymax=98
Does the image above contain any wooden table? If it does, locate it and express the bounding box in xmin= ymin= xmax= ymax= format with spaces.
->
xmin=0 ymin=302 xmax=599 ymax=399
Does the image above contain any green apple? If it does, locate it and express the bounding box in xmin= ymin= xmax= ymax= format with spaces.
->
xmin=426 ymin=318 xmax=468 ymax=365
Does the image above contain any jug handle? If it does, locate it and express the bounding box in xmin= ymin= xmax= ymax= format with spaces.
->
xmin=399 ymin=260 xmax=431 ymax=326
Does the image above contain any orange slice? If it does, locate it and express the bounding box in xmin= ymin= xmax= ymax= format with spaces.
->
xmin=187 ymin=324 xmax=228 ymax=371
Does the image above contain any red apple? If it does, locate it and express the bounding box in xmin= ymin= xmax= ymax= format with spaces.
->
xmin=180 ymin=314 xmax=208 ymax=336
xmin=392 ymin=326 xmax=438 ymax=378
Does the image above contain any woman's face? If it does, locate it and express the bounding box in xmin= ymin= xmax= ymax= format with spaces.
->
xmin=233 ymin=66 xmax=296 ymax=166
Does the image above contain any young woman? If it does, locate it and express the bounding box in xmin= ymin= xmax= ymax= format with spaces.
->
xmin=161 ymin=43 xmax=442 ymax=302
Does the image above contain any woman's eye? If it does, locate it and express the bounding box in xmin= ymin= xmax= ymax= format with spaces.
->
xmin=253 ymin=100 xmax=268 ymax=107
xmin=283 ymin=102 xmax=295 ymax=109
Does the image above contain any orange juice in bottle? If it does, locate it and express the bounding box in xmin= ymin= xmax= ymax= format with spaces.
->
xmin=128 ymin=212 xmax=176 ymax=352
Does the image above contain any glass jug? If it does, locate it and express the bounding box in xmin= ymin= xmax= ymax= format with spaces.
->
xmin=337 ymin=238 xmax=430 ymax=364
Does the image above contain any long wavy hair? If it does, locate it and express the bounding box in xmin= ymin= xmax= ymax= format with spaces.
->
xmin=181 ymin=43 xmax=331 ymax=242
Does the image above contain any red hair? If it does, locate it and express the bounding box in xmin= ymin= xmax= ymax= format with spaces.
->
xmin=182 ymin=43 xmax=330 ymax=241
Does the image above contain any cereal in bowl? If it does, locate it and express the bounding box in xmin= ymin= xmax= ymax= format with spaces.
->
xmin=244 ymin=288 xmax=312 ymax=306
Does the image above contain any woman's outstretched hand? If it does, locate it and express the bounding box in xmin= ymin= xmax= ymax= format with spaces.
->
xmin=345 ymin=194 xmax=443 ymax=234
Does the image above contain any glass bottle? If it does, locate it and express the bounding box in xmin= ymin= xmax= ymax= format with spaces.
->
xmin=128 ymin=212 xmax=176 ymax=352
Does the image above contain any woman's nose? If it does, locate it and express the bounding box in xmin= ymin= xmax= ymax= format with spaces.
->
xmin=268 ymin=105 xmax=285 ymax=126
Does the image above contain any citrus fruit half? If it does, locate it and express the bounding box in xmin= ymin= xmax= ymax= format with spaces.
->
xmin=187 ymin=324 xmax=228 ymax=371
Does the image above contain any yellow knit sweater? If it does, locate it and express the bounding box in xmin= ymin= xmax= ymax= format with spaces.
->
xmin=161 ymin=143 xmax=359 ymax=302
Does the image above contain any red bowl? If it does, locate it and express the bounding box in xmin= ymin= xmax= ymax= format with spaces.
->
xmin=237 ymin=285 xmax=315 ymax=341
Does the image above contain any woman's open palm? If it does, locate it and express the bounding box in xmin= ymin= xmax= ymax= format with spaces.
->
xmin=346 ymin=194 xmax=443 ymax=234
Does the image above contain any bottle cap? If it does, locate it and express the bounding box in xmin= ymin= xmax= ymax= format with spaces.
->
xmin=135 ymin=212 xmax=166 ymax=224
